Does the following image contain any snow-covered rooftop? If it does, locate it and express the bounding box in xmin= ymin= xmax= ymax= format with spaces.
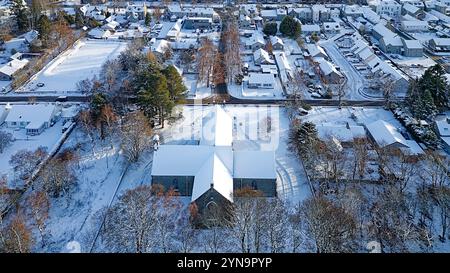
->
xmin=4 ymin=104 xmax=56 ymax=125
xmin=366 ymin=120 xmax=409 ymax=148
xmin=233 ymin=151 xmax=276 ymax=179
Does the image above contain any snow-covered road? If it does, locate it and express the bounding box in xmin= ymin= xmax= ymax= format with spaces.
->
xmin=320 ymin=40 xmax=367 ymax=100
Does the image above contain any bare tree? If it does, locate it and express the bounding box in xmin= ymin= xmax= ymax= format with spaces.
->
xmin=40 ymin=157 xmax=76 ymax=198
xmin=300 ymin=195 xmax=358 ymax=253
xmin=102 ymin=185 xmax=157 ymax=253
xmin=0 ymin=215 xmax=34 ymax=253
xmin=352 ymin=137 xmax=370 ymax=181
xmin=120 ymin=111 xmax=153 ymax=163
xmin=381 ymin=75 xmax=397 ymax=108
xmin=370 ymin=186 xmax=419 ymax=253
xmin=197 ymin=38 xmax=217 ymax=88
xmin=264 ymin=198 xmax=288 ymax=253
xmin=9 ymin=147 xmax=48 ymax=183
xmin=223 ymin=21 xmax=241 ymax=83
xmin=27 ymin=191 xmax=50 ymax=243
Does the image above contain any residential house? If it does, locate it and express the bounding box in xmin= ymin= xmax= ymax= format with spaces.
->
xmin=0 ymin=58 xmax=29 ymax=81
xmin=183 ymin=17 xmax=213 ymax=30
xmin=401 ymin=39 xmax=423 ymax=57
xmin=400 ymin=20 xmax=429 ymax=32
xmin=253 ymin=48 xmax=274 ymax=65
xmin=270 ymin=36 xmax=284 ymax=51
xmin=248 ymin=73 xmax=276 ymax=89
xmin=429 ymin=38 xmax=450 ymax=52
xmin=322 ymin=22 xmax=341 ymax=33
xmin=375 ymin=0 xmax=402 ymax=19
xmin=5 ymin=104 xmax=57 ymax=135
xmin=379 ymin=35 xmax=404 ymax=54
xmin=434 ymin=115 xmax=450 ymax=153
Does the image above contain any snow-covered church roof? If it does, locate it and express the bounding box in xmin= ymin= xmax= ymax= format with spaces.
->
xmin=151 ymin=106 xmax=276 ymax=203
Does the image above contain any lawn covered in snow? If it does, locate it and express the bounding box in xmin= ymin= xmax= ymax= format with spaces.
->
xmin=19 ymin=39 xmax=128 ymax=93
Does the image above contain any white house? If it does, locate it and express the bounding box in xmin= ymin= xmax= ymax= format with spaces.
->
xmin=366 ymin=120 xmax=409 ymax=149
xmin=400 ymin=20 xmax=428 ymax=32
xmin=375 ymin=0 xmax=402 ymax=19
xmin=88 ymin=28 xmax=111 ymax=39
xmin=305 ymin=43 xmax=328 ymax=59
xmin=301 ymin=24 xmax=321 ymax=35
xmin=322 ymin=22 xmax=341 ymax=33
xmin=253 ymin=48 xmax=274 ymax=65
xmin=5 ymin=104 xmax=57 ymax=135
xmin=270 ymin=36 xmax=284 ymax=51
xmin=435 ymin=115 xmax=450 ymax=152
xmin=248 ymin=73 xmax=276 ymax=89
xmin=24 ymin=30 xmax=39 ymax=44
xmin=0 ymin=103 xmax=11 ymax=125
xmin=0 ymin=58 xmax=29 ymax=81
xmin=274 ymin=52 xmax=292 ymax=83
xmin=245 ymin=32 xmax=265 ymax=51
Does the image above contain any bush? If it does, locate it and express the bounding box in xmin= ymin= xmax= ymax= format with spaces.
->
xmin=263 ymin=22 xmax=278 ymax=36
xmin=301 ymin=103 xmax=312 ymax=111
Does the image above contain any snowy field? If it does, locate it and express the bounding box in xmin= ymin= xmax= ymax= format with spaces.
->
xmin=19 ymin=39 xmax=128 ymax=93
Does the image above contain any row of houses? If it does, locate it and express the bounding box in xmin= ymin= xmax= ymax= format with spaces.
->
xmin=372 ymin=22 xmax=424 ymax=56
xmin=349 ymin=37 xmax=409 ymax=92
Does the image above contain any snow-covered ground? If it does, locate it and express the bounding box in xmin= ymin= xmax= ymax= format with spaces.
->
xmin=186 ymin=76 xmax=212 ymax=99
xmin=18 ymin=39 xmax=128 ymax=94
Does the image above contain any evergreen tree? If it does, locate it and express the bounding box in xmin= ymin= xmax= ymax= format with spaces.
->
xmin=90 ymin=93 xmax=108 ymax=119
xmin=162 ymin=65 xmax=187 ymax=104
xmin=407 ymin=79 xmax=438 ymax=120
xmin=419 ymin=64 xmax=449 ymax=110
xmin=11 ymin=0 xmax=29 ymax=32
xmin=135 ymin=63 xmax=173 ymax=128
xmin=289 ymin=121 xmax=319 ymax=157
xmin=279 ymin=16 xmax=301 ymax=39
xmin=263 ymin=22 xmax=277 ymax=36
xmin=30 ymin=0 xmax=45 ymax=29
xmin=145 ymin=12 xmax=151 ymax=26
xmin=75 ymin=10 xmax=84 ymax=29
xmin=37 ymin=14 xmax=51 ymax=46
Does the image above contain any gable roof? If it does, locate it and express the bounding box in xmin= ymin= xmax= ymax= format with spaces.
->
xmin=201 ymin=105 xmax=233 ymax=147
xmin=366 ymin=120 xmax=409 ymax=148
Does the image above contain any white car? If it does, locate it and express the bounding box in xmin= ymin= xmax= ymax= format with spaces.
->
xmin=311 ymin=92 xmax=322 ymax=98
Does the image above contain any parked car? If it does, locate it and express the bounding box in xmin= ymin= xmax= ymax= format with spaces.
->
xmin=37 ymin=82 xmax=45 ymax=87
xmin=311 ymin=92 xmax=322 ymax=98
xmin=55 ymin=96 xmax=68 ymax=102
